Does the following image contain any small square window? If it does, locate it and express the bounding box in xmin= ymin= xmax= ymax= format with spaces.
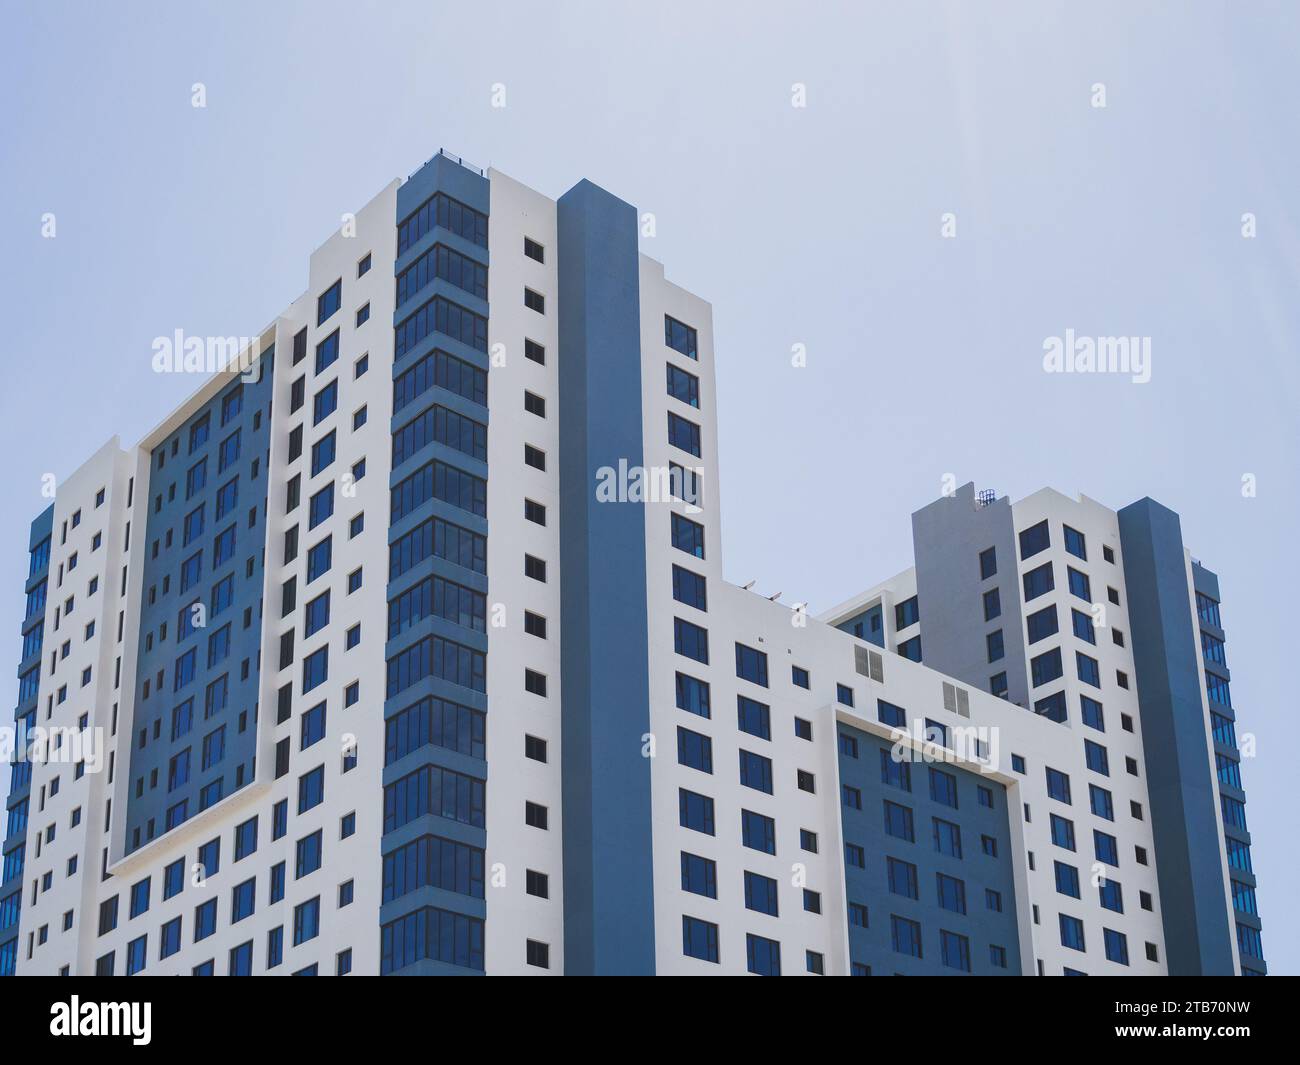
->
xmin=357 ymin=253 xmax=371 ymax=277
xmin=524 ymin=237 xmax=545 ymax=263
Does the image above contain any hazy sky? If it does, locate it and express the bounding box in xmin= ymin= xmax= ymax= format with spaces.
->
xmin=2 ymin=0 xmax=1296 ymax=972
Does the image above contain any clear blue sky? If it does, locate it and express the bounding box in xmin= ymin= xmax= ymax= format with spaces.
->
xmin=2 ymin=0 xmax=1296 ymax=972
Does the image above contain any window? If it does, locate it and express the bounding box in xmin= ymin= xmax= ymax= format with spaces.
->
xmin=673 ymin=618 xmax=709 ymax=663
xmin=232 ymin=878 xmax=256 ymax=922
xmin=1050 ymin=813 xmax=1075 ymax=851
xmin=680 ymin=853 xmax=719 ymax=901
xmin=736 ymin=696 xmax=770 ymax=740
xmin=682 ymin=916 xmax=719 ymax=963
xmin=1046 ymin=767 xmax=1072 ymax=804
xmin=1055 ymin=861 xmax=1081 ymax=898
xmin=163 ymin=860 xmax=184 ymax=900
xmin=311 ymin=430 xmax=336 ymax=475
xmin=1019 ymin=519 xmax=1050 ymax=559
xmin=293 ymin=897 xmax=321 ymax=945
xmin=940 ymin=930 xmax=971 ymax=972
xmin=667 ymin=412 xmax=701 ymax=457
xmin=743 ymin=871 xmax=779 ymax=916
xmin=303 ymin=647 xmax=328 ymax=693
xmin=983 ymin=588 xmax=1001 ymax=621
xmin=932 ymin=818 xmax=962 ymax=858
xmin=986 ymin=629 xmax=1004 ymax=662
xmin=929 ymin=768 xmax=958 ymax=808
xmin=523 ymin=390 xmax=545 ymax=417
xmin=1030 ymin=647 xmax=1063 ymax=687
xmin=739 ymin=750 xmax=773 ymax=794
xmin=887 ymin=857 xmax=918 ymax=899
xmin=315 ymin=330 xmax=339 ymax=374
xmin=676 ymin=727 xmax=713 ymax=773
xmin=665 ymin=315 xmax=698 ymax=359
xmin=672 ymin=565 xmax=707 ymax=610
xmin=979 ymin=546 xmax=997 ymax=579
xmin=671 ymin=514 xmax=705 ymax=559
xmin=317 ymin=279 xmax=341 ymax=325
xmin=194 ymin=898 xmax=217 ymax=941
xmin=1023 ymin=562 xmax=1054 ymax=601
xmin=741 ymin=809 xmax=776 ymax=854
xmin=1067 ymin=566 xmax=1091 ymax=601
xmin=891 ymin=915 xmax=922 ymax=958
xmin=746 ymin=934 xmax=781 ymax=976
xmin=879 ymin=748 xmax=911 ymax=791
xmin=895 ymin=596 xmax=919 ymax=628
xmin=126 ymin=935 xmax=148 ymax=975
xmin=313 ymin=380 xmax=338 ymax=424
xmin=524 ymin=338 xmax=545 ymax=364
xmin=1026 ymin=604 xmax=1058 ymax=643
xmin=883 ymin=800 xmax=914 ymax=841
xmin=1076 ymin=652 xmax=1101 ymax=688
xmin=1094 ymin=830 xmax=1120 ymax=866
xmin=129 ymin=877 xmax=151 ymax=918
xmin=298 ymin=765 xmax=325 ymax=813
xmin=1084 ymin=740 xmax=1109 ymax=776
xmin=523 ymin=287 xmax=545 ymax=313
xmin=792 ymin=665 xmax=810 ymax=688
xmin=234 ymin=817 xmax=258 ymax=861
xmin=672 ymin=672 xmax=712 ymax=719
xmin=1059 ymin=914 xmax=1086 ymax=952
xmin=678 ymin=789 xmax=714 ymax=835
xmin=666 ymin=363 xmax=700 ymax=407
xmin=1104 ymin=928 xmax=1129 ymax=966
xmin=523 ymin=443 xmax=545 ymax=470
xmin=1064 ymin=525 xmax=1087 ymax=560
xmin=307 ymin=537 xmax=332 ymax=583
xmin=735 ymin=643 xmax=768 ymax=686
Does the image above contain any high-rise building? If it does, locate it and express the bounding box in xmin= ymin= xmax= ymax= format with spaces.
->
xmin=0 ymin=152 xmax=1263 ymax=976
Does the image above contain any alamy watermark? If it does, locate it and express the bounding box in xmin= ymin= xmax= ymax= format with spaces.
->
xmin=1 ymin=725 xmax=104 ymax=775
xmin=152 ymin=330 xmax=262 ymax=382
xmin=1043 ymin=329 xmax=1151 ymax=384
xmin=595 ymin=460 xmax=703 ymax=513
xmin=888 ymin=718 xmax=1000 ymax=775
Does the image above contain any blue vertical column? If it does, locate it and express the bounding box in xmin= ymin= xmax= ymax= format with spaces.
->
xmin=1118 ymin=498 xmax=1235 ymax=975
xmin=1 ymin=505 xmax=53 ymax=976
xmin=1191 ymin=562 xmax=1265 ymax=974
xmin=557 ymin=180 xmax=656 ymax=974
xmin=380 ymin=155 xmax=491 ymax=975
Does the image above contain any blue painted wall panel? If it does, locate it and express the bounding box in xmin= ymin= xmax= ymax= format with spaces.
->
xmin=557 ymin=179 xmax=656 ymax=975
xmin=1118 ymin=497 xmax=1236 ymax=975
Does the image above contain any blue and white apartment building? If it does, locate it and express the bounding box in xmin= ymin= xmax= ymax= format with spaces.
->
xmin=0 ymin=152 xmax=1264 ymax=976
